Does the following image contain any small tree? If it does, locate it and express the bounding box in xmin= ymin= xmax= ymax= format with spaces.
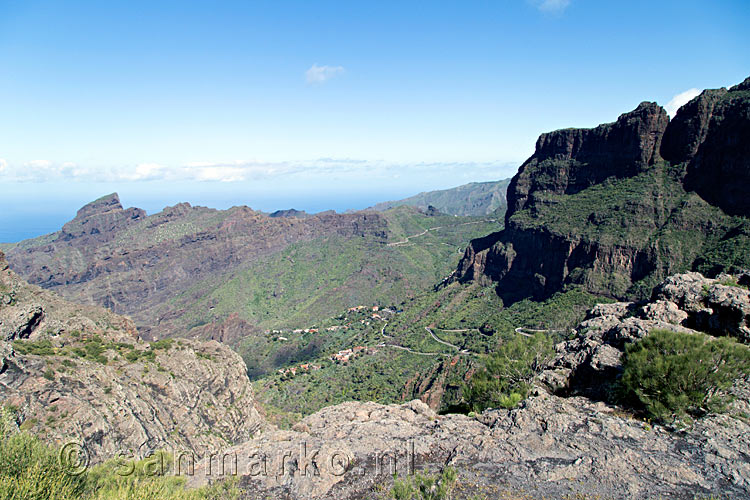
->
xmin=464 ymin=333 xmax=554 ymax=413
xmin=621 ymin=329 xmax=750 ymax=423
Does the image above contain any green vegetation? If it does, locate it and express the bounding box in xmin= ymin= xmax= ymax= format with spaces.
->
xmin=13 ymin=339 xmax=56 ymax=356
xmin=12 ymin=333 xmax=175 ymax=368
xmin=163 ymin=207 xmax=499 ymax=335
xmin=76 ymin=336 xmax=109 ymax=364
xmin=124 ymin=349 xmax=156 ymax=363
xmin=391 ymin=467 xmax=457 ymax=500
xmin=0 ymin=408 xmax=239 ymax=500
xmin=621 ymin=329 xmax=750 ymax=423
xmin=463 ymin=333 xmax=554 ymax=413
xmin=252 ymin=282 xmax=599 ymax=426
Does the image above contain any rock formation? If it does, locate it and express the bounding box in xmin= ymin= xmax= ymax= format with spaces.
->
xmin=0 ymin=250 xmax=264 ymax=462
xmin=458 ymin=77 xmax=750 ymax=303
xmin=182 ymin=392 xmax=749 ymax=499
xmin=506 ymin=101 xmax=669 ymax=216
xmin=544 ymin=272 xmax=750 ymax=399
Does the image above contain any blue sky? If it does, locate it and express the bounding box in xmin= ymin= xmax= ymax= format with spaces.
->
xmin=0 ymin=0 xmax=748 ymax=241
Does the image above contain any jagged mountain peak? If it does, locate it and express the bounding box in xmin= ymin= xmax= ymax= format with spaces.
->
xmin=75 ymin=192 xmax=124 ymax=218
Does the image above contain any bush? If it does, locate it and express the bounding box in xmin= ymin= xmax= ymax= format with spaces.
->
xmin=0 ymin=407 xmax=240 ymax=500
xmin=621 ymin=329 xmax=750 ymax=423
xmin=0 ymin=409 xmax=86 ymax=500
xmin=13 ymin=339 xmax=56 ymax=356
xmin=391 ymin=467 xmax=457 ymax=500
xmin=463 ymin=333 xmax=554 ymax=412
xmin=150 ymin=339 xmax=174 ymax=350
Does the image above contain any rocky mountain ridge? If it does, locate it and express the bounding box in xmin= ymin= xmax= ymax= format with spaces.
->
xmin=458 ymin=77 xmax=750 ymax=303
xmin=2 ymin=196 xmax=497 ymax=341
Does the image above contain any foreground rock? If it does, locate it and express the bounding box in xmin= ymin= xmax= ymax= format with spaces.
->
xmin=0 ymin=251 xmax=264 ymax=462
xmin=186 ymin=392 xmax=749 ymax=499
xmin=546 ymin=272 xmax=750 ymax=397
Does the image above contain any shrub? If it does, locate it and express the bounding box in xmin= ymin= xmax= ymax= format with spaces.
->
xmin=0 ymin=407 xmax=241 ymax=500
xmin=150 ymin=339 xmax=174 ymax=350
xmin=463 ymin=332 xmax=554 ymax=412
xmin=13 ymin=339 xmax=56 ymax=356
xmin=82 ymin=338 xmax=109 ymax=364
xmin=621 ymin=329 xmax=750 ymax=423
xmin=391 ymin=467 xmax=457 ymax=500
xmin=0 ymin=409 xmax=86 ymax=500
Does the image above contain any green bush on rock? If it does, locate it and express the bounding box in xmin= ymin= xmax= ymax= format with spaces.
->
xmin=621 ymin=329 xmax=750 ymax=424
xmin=0 ymin=407 xmax=240 ymax=500
xmin=463 ymin=332 xmax=554 ymax=413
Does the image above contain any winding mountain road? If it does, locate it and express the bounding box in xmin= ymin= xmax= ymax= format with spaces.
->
xmin=387 ymin=218 xmax=497 ymax=247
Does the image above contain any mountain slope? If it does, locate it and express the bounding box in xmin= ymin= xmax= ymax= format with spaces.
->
xmin=458 ymin=77 xmax=750 ymax=303
xmin=369 ymin=179 xmax=511 ymax=216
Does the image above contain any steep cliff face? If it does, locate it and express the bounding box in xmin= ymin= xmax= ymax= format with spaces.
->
xmin=682 ymin=78 xmax=750 ymax=217
xmin=0 ymin=250 xmax=264 ymax=461
xmin=459 ymin=77 xmax=750 ymax=303
xmin=506 ymin=102 xmax=669 ymax=218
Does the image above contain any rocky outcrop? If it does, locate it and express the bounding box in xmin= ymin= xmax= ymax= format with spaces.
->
xmin=457 ymin=218 xmax=660 ymax=302
xmin=660 ymin=88 xmax=728 ymax=164
xmin=0 ymin=251 xmax=264 ymax=461
xmin=185 ymin=391 xmax=750 ymax=499
xmin=544 ymin=272 xmax=750 ymax=398
xmin=506 ymin=102 xmax=669 ymax=218
xmin=652 ymin=273 xmax=750 ymax=343
xmin=458 ymin=77 xmax=750 ymax=303
xmin=60 ymin=193 xmax=147 ymax=242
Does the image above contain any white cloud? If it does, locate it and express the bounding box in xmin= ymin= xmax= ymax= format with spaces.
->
xmin=27 ymin=159 xmax=53 ymax=168
xmin=305 ymin=64 xmax=345 ymax=84
xmin=531 ymin=0 xmax=571 ymax=13
xmin=123 ymin=163 xmax=167 ymax=181
xmin=0 ymin=158 xmax=517 ymax=184
xmin=665 ymin=88 xmax=701 ymax=117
